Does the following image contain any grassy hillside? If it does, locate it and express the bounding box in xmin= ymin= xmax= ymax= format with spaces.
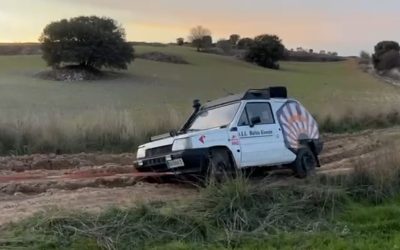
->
xmin=1 ymin=45 xmax=399 ymax=119
xmin=0 ymin=45 xmax=399 ymax=153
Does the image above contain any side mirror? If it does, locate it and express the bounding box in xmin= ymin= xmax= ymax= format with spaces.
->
xmin=250 ymin=116 xmax=261 ymax=127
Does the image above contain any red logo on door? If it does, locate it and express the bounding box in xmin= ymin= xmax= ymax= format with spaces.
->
xmin=199 ymin=135 xmax=206 ymax=144
xmin=231 ymin=135 xmax=240 ymax=145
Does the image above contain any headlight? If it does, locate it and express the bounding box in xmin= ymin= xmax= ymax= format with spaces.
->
xmin=172 ymin=138 xmax=192 ymax=151
xmin=136 ymin=147 xmax=146 ymax=159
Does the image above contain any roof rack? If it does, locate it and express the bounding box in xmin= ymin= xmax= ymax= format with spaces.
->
xmin=201 ymin=86 xmax=288 ymax=109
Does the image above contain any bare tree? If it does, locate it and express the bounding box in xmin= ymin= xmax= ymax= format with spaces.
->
xmin=229 ymin=34 xmax=241 ymax=46
xmin=189 ymin=25 xmax=212 ymax=51
xmin=176 ymin=38 xmax=184 ymax=46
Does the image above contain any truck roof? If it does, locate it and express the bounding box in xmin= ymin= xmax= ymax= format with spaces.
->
xmin=202 ymin=86 xmax=287 ymax=109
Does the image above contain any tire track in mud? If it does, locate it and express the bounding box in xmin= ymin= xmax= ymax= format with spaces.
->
xmin=0 ymin=127 xmax=399 ymax=227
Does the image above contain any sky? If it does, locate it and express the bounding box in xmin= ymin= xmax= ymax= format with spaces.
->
xmin=0 ymin=0 xmax=399 ymax=56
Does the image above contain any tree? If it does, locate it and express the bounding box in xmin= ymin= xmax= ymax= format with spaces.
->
xmin=189 ymin=25 xmax=212 ymax=51
xmin=216 ymin=39 xmax=233 ymax=54
xmin=359 ymin=50 xmax=371 ymax=65
xmin=245 ymin=34 xmax=285 ymax=69
xmin=176 ymin=38 xmax=184 ymax=46
xmin=372 ymin=41 xmax=400 ymax=70
xmin=202 ymin=35 xmax=213 ymax=48
xmin=237 ymin=38 xmax=254 ymax=50
xmin=229 ymin=34 xmax=241 ymax=46
xmin=374 ymin=50 xmax=400 ymax=71
xmin=40 ymin=16 xmax=134 ymax=70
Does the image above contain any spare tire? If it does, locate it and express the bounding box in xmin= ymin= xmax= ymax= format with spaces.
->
xmin=293 ymin=146 xmax=317 ymax=178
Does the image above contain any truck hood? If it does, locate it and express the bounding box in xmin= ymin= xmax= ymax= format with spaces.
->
xmin=139 ymin=127 xmax=224 ymax=150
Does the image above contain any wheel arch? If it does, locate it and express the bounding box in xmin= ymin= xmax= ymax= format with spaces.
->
xmin=208 ymin=146 xmax=237 ymax=169
xmin=298 ymin=139 xmax=321 ymax=167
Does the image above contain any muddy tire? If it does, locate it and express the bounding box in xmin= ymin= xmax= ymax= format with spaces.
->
xmin=206 ymin=149 xmax=235 ymax=184
xmin=293 ymin=147 xmax=317 ymax=178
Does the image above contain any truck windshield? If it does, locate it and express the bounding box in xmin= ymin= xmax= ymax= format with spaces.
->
xmin=188 ymin=102 xmax=240 ymax=131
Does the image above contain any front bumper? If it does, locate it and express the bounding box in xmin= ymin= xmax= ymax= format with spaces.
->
xmin=134 ymin=148 xmax=209 ymax=173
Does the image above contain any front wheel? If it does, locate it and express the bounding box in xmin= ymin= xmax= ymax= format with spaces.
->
xmin=206 ymin=149 xmax=235 ymax=184
xmin=292 ymin=147 xmax=317 ymax=178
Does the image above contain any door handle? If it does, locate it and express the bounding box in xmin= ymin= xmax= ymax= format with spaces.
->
xmin=230 ymin=127 xmax=238 ymax=132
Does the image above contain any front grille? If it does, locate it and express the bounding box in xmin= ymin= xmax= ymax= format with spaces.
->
xmin=146 ymin=145 xmax=172 ymax=157
xmin=143 ymin=157 xmax=167 ymax=167
xmin=139 ymin=157 xmax=169 ymax=172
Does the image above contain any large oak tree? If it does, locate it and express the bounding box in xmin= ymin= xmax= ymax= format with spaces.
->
xmin=40 ymin=16 xmax=134 ymax=70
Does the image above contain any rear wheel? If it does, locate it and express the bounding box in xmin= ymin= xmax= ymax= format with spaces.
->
xmin=293 ymin=147 xmax=317 ymax=178
xmin=206 ymin=149 xmax=235 ymax=184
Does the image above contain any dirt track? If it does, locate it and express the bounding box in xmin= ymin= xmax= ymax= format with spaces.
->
xmin=0 ymin=127 xmax=399 ymax=227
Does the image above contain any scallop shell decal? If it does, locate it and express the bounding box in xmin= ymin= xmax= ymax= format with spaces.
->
xmin=276 ymin=101 xmax=319 ymax=151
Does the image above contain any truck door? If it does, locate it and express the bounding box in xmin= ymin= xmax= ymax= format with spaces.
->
xmin=236 ymin=102 xmax=290 ymax=167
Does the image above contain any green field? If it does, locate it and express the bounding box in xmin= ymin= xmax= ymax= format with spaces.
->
xmin=0 ymin=45 xmax=399 ymax=153
xmin=1 ymin=45 xmax=400 ymax=118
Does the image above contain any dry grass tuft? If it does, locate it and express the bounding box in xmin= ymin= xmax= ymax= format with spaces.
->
xmin=0 ymin=107 xmax=183 ymax=155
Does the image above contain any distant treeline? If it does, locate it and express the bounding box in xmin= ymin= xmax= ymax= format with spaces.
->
xmin=0 ymin=43 xmax=42 ymax=55
xmin=0 ymin=41 xmax=345 ymax=63
xmin=284 ymin=50 xmax=345 ymax=62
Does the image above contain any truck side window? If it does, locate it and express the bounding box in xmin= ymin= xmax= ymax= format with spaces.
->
xmin=246 ymin=103 xmax=274 ymax=125
xmin=238 ymin=110 xmax=249 ymax=126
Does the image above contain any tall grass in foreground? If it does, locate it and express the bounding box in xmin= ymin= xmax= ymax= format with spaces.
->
xmin=0 ymin=181 xmax=347 ymax=250
xmin=0 ymin=107 xmax=399 ymax=155
xmin=319 ymin=142 xmax=400 ymax=203
xmin=317 ymin=109 xmax=400 ymax=133
xmin=0 ymin=108 xmax=183 ymax=155
xmin=2 ymin=143 xmax=400 ymax=249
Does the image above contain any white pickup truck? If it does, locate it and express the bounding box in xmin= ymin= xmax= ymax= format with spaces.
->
xmin=134 ymin=87 xmax=323 ymax=178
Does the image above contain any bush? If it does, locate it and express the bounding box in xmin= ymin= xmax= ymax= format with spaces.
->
xmin=359 ymin=50 xmax=371 ymax=65
xmin=216 ymin=39 xmax=233 ymax=55
xmin=176 ymin=38 xmax=184 ymax=46
xmin=244 ymin=34 xmax=285 ymax=69
xmin=374 ymin=50 xmax=400 ymax=71
xmin=229 ymin=34 xmax=240 ymax=47
xmin=284 ymin=50 xmax=344 ymax=62
xmin=40 ymin=16 xmax=134 ymax=70
xmin=372 ymin=41 xmax=400 ymax=71
xmin=237 ymin=38 xmax=254 ymax=50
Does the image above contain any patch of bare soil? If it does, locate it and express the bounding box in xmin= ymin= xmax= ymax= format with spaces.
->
xmin=0 ymin=183 xmax=197 ymax=227
xmin=0 ymin=127 xmax=399 ymax=227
